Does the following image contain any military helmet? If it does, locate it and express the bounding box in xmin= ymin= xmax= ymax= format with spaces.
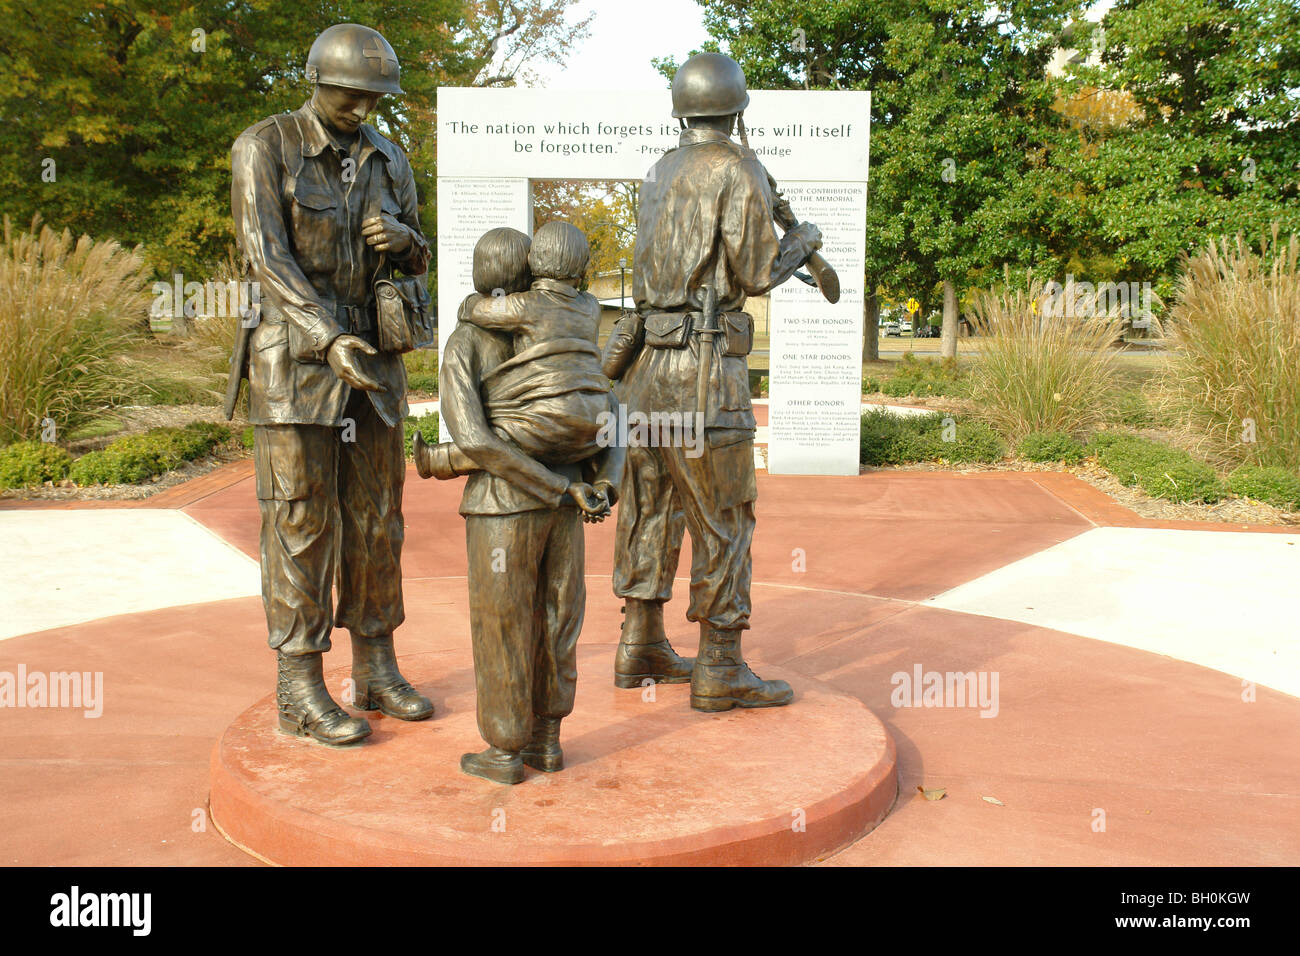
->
xmin=306 ymin=24 xmax=404 ymax=96
xmin=671 ymin=52 xmax=749 ymax=118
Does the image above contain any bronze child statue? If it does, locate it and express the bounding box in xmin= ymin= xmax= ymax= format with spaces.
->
xmin=418 ymin=223 xmax=623 ymax=784
xmin=415 ymin=222 xmax=614 ymax=487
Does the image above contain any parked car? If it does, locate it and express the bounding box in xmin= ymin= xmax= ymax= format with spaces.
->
xmin=882 ymin=319 xmax=900 ymax=336
xmin=899 ymin=319 xmax=913 ymax=336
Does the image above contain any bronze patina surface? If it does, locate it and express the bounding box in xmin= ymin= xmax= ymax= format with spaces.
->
xmin=417 ymin=223 xmax=624 ymax=784
xmin=228 ymin=24 xmax=433 ymax=745
xmin=603 ymin=52 xmax=826 ymax=711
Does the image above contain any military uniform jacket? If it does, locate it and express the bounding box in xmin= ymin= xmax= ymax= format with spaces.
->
xmin=606 ymin=127 xmax=801 ymax=435
xmin=231 ymin=101 xmax=430 ymax=427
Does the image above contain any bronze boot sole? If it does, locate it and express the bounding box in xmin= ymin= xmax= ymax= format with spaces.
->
xmin=460 ymin=748 xmax=525 ymax=785
xmin=520 ymin=749 xmax=564 ymax=773
xmin=277 ymin=712 xmax=372 ymax=746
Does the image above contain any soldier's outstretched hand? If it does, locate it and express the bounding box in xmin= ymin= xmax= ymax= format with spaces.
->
xmin=362 ymin=214 xmax=412 ymax=254
xmin=327 ymin=334 xmax=386 ymax=392
xmin=567 ymin=482 xmax=610 ymax=522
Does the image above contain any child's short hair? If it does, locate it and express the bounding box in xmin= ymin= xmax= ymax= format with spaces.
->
xmin=472 ymin=227 xmax=531 ymax=295
xmin=528 ymin=221 xmax=589 ymax=281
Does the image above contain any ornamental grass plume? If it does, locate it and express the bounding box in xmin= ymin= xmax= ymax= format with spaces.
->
xmin=965 ymin=266 xmax=1125 ymax=442
xmin=0 ymin=216 xmax=152 ymax=444
xmin=1159 ymin=227 xmax=1300 ymax=472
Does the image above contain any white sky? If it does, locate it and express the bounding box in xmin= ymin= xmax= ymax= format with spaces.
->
xmin=526 ymin=0 xmax=1114 ymax=90
xmin=526 ymin=0 xmax=710 ymax=89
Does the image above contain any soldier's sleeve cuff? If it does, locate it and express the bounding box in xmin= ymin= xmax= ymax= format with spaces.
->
xmin=397 ymin=228 xmax=430 ymax=275
xmin=290 ymin=312 xmax=348 ymax=363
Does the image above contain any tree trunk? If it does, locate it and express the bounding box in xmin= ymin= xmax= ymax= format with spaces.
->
xmin=863 ymin=287 xmax=880 ymax=363
xmin=941 ymin=279 xmax=958 ymax=359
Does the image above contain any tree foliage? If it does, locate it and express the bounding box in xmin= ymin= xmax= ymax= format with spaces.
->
xmin=666 ymin=0 xmax=1300 ymax=312
xmin=0 ymin=0 xmax=590 ymax=277
xmin=1061 ymin=0 xmax=1300 ymax=286
xmin=532 ymin=179 xmax=638 ymax=280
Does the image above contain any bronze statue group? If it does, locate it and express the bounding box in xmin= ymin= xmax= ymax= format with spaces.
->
xmin=229 ymin=25 xmax=826 ymax=785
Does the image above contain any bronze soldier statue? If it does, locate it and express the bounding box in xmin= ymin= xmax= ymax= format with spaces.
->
xmin=227 ymin=23 xmax=434 ymax=745
xmin=603 ymin=52 xmax=824 ymax=711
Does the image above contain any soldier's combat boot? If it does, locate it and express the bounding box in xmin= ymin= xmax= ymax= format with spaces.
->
xmin=690 ymin=624 xmax=794 ymax=712
xmin=613 ymin=599 xmax=695 ymax=688
xmin=351 ymin=634 xmax=435 ymax=720
xmin=460 ymin=746 xmax=525 ymax=785
xmin=277 ymin=651 xmax=372 ymax=745
xmin=520 ymin=716 xmax=564 ymax=773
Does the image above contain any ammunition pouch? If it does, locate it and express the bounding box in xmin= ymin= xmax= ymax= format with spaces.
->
xmin=374 ymin=273 xmax=433 ymax=354
xmin=642 ymin=310 xmax=753 ymax=357
xmin=719 ymin=311 xmax=753 ymax=357
xmin=644 ymin=311 xmax=692 ymax=349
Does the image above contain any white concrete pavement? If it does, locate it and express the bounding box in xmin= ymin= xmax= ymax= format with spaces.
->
xmin=0 ymin=510 xmax=260 ymax=640
xmin=926 ymin=525 xmax=1300 ymax=697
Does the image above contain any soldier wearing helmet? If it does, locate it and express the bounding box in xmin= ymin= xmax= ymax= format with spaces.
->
xmin=228 ymin=23 xmax=433 ymax=745
xmin=602 ymin=52 xmax=823 ymax=711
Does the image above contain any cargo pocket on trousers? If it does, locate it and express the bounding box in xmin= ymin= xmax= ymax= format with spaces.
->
xmin=707 ymin=436 xmax=757 ymax=507
xmin=254 ymin=429 xmax=328 ymax=501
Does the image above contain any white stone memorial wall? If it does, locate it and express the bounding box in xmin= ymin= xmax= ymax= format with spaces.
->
xmin=435 ymin=87 xmax=869 ymax=473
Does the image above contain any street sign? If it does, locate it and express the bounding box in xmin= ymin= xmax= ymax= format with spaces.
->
xmin=906 ymin=297 xmax=920 ymax=315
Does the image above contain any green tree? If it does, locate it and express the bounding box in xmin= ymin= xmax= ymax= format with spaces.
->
xmin=1061 ymin=0 xmax=1300 ymax=289
xmin=660 ymin=0 xmax=1083 ymax=358
xmin=0 ymin=0 xmax=589 ymax=278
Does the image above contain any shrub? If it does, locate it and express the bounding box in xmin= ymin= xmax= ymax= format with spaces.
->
xmin=0 ymin=441 xmax=74 ymax=488
xmin=860 ymin=409 xmax=1004 ymax=465
xmin=862 ymin=375 xmax=881 ymax=393
xmin=0 ymin=217 xmax=152 ymax=443
xmin=881 ymin=377 xmax=915 ymax=398
xmin=1109 ymin=388 xmax=1154 ymax=427
xmin=69 ymin=421 xmax=230 ymax=486
xmin=878 ymin=353 xmax=966 ymax=398
xmin=1226 ymin=465 xmax=1300 ymax=511
xmin=1018 ymin=431 xmax=1086 ymax=464
xmin=403 ymin=411 xmax=440 ymax=461
xmin=965 ymin=268 xmax=1123 ymax=441
xmin=1091 ymin=432 xmax=1224 ymax=503
xmin=1161 ymin=228 xmax=1300 ymax=471
xmin=241 ymin=427 xmax=255 ymax=449
xmin=404 ymin=348 xmax=439 ymax=394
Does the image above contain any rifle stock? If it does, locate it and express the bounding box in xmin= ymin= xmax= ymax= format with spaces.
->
xmin=765 ymin=171 xmax=840 ymax=304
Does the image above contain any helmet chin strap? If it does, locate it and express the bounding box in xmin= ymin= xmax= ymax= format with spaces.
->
xmin=737 ymin=112 xmax=749 ymax=149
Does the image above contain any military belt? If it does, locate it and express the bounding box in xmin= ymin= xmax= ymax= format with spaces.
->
xmin=642 ymin=309 xmax=753 ymax=357
xmin=338 ymin=303 xmax=376 ymax=335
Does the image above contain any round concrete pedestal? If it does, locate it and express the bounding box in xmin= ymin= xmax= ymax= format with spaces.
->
xmin=210 ymin=646 xmax=897 ymax=865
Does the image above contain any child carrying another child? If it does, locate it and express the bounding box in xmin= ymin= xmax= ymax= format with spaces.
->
xmin=413 ymin=222 xmax=614 ymax=482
